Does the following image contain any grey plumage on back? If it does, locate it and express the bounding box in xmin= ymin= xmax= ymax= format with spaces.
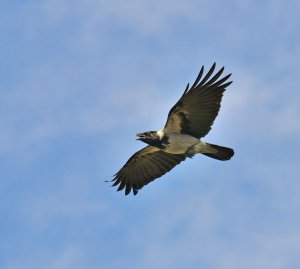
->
xmin=109 ymin=63 xmax=234 ymax=195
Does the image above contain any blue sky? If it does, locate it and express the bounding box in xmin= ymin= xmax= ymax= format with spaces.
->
xmin=1 ymin=0 xmax=300 ymax=268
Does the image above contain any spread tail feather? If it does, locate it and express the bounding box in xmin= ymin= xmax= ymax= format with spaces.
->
xmin=202 ymin=143 xmax=234 ymax=161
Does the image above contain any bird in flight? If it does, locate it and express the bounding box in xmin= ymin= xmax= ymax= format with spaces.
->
xmin=110 ymin=63 xmax=234 ymax=195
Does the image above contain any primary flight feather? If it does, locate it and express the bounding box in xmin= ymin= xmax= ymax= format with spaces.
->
xmin=110 ymin=63 xmax=234 ymax=195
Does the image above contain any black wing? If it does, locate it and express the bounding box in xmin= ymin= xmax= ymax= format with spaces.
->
xmin=111 ymin=146 xmax=186 ymax=195
xmin=164 ymin=63 xmax=232 ymax=138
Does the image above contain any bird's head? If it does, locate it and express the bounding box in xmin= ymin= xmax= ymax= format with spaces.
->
xmin=136 ymin=130 xmax=165 ymax=147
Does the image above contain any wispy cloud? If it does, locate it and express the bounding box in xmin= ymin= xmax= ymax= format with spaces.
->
xmin=224 ymin=69 xmax=300 ymax=140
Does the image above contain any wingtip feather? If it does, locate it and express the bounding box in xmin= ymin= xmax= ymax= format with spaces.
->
xmin=190 ymin=66 xmax=204 ymax=90
xmin=198 ymin=63 xmax=216 ymax=87
xmin=182 ymin=83 xmax=189 ymax=96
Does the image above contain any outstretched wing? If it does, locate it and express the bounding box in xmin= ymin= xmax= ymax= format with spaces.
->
xmin=111 ymin=146 xmax=186 ymax=195
xmin=164 ymin=63 xmax=232 ymax=138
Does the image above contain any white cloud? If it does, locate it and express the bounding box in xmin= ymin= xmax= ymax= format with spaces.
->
xmin=123 ymin=184 xmax=300 ymax=269
xmin=223 ymin=68 xmax=300 ymax=140
xmin=39 ymin=0 xmax=196 ymax=33
xmin=5 ymin=244 xmax=89 ymax=269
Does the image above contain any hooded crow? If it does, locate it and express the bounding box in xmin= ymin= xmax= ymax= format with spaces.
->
xmin=110 ymin=63 xmax=234 ymax=195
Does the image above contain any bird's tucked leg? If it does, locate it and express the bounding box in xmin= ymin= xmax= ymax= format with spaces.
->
xmin=186 ymin=145 xmax=197 ymax=158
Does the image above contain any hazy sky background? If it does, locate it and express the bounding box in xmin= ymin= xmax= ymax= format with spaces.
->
xmin=1 ymin=1 xmax=300 ymax=268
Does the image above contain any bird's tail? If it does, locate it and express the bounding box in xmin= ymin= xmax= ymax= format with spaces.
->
xmin=201 ymin=143 xmax=234 ymax=161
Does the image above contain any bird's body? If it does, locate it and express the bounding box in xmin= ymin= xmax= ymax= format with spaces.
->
xmin=137 ymin=130 xmax=233 ymax=159
xmin=109 ymin=63 xmax=234 ymax=195
xmin=161 ymin=132 xmax=201 ymax=155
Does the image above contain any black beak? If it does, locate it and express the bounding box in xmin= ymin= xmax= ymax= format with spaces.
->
xmin=136 ymin=133 xmax=146 ymax=140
